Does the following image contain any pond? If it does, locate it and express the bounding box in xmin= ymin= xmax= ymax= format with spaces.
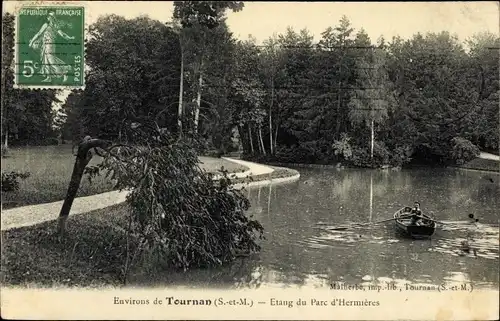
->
xmin=130 ymin=167 xmax=499 ymax=290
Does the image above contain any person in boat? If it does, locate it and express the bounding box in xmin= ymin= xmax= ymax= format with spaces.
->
xmin=411 ymin=202 xmax=422 ymax=215
xmin=410 ymin=201 xmax=424 ymax=225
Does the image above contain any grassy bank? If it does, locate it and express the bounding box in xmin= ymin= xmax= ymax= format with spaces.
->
xmin=1 ymin=203 xmax=131 ymax=287
xmin=245 ymin=154 xmax=500 ymax=174
xmin=1 ymin=145 xmax=247 ymax=209
xmin=229 ymin=166 xmax=300 ymax=185
xmin=455 ymin=158 xmax=500 ymax=173
xmin=0 ymin=164 xmax=299 ymax=287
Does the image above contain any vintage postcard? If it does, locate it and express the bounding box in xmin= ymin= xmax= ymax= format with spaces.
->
xmin=1 ymin=1 xmax=499 ymax=320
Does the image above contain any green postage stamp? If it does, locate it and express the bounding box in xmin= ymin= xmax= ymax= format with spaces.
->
xmin=15 ymin=5 xmax=85 ymax=89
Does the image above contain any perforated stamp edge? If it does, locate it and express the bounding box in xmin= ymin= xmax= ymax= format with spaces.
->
xmin=12 ymin=1 xmax=89 ymax=90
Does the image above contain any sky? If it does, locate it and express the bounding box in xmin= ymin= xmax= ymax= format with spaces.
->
xmin=4 ymin=1 xmax=499 ymax=44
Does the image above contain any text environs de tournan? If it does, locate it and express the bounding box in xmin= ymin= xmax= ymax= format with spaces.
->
xmin=114 ymin=297 xmax=212 ymax=305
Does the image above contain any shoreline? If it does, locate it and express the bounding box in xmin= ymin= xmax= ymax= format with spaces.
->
xmin=451 ymin=157 xmax=500 ymax=173
xmin=0 ymin=160 xmax=300 ymax=288
xmin=243 ymin=158 xmax=500 ymax=174
xmin=1 ymin=158 xmax=300 ymax=231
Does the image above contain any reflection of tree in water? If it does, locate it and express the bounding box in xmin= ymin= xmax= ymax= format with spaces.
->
xmin=267 ymin=183 xmax=272 ymax=214
xmin=128 ymin=223 xmax=499 ymax=289
xmin=135 ymin=168 xmax=500 ymax=290
xmin=303 ymin=169 xmax=496 ymax=224
xmin=127 ymin=254 xmax=265 ymax=288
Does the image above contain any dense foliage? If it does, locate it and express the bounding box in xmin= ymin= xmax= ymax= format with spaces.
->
xmin=173 ymin=1 xmax=244 ymax=29
xmin=75 ymin=2 xmax=264 ymax=271
xmin=237 ymin=22 xmax=499 ymax=167
xmin=5 ymin=8 xmax=497 ymax=165
xmin=86 ymin=123 xmax=264 ymax=270
xmin=1 ymin=171 xmax=31 ymax=192
xmin=450 ymin=137 xmax=481 ymax=165
xmin=80 ymin=15 xmax=182 ymax=142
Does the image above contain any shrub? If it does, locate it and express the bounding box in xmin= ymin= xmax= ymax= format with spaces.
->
xmin=274 ymin=144 xmax=316 ymax=164
xmin=1 ymin=171 xmax=31 ymax=192
xmin=389 ymin=145 xmax=413 ymax=167
xmin=205 ymin=149 xmax=224 ymax=158
xmin=373 ymin=141 xmax=390 ymax=165
xmin=450 ymin=137 xmax=480 ymax=165
xmin=273 ymin=146 xmax=303 ymax=163
xmin=46 ymin=137 xmax=60 ymax=146
xmin=332 ymin=133 xmax=353 ymax=160
xmin=349 ymin=141 xmax=390 ymax=168
xmin=350 ymin=147 xmax=372 ymax=167
xmin=34 ymin=137 xmax=59 ymax=146
xmin=85 ymin=124 xmax=264 ymax=271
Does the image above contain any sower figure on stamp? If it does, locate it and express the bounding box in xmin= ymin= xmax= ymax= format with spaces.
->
xmin=28 ymin=11 xmax=74 ymax=83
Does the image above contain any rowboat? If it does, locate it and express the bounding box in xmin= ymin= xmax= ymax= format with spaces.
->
xmin=393 ymin=207 xmax=436 ymax=239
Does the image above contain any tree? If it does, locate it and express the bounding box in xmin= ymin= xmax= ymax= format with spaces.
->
xmin=58 ymin=123 xmax=264 ymax=275
xmin=260 ymin=34 xmax=283 ymax=155
xmin=396 ymin=32 xmax=486 ymax=161
xmin=1 ymin=13 xmax=15 ymax=148
xmin=82 ymin=15 xmax=181 ymax=141
xmin=348 ymin=30 xmax=395 ymax=160
xmin=276 ymin=28 xmax=315 ymax=148
xmin=319 ymin=16 xmax=356 ymax=140
xmin=167 ymin=20 xmax=186 ymax=136
xmin=279 ymin=17 xmax=357 ymax=163
xmin=465 ymin=32 xmax=499 ymax=152
xmin=228 ymin=37 xmax=266 ymax=155
xmin=173 ymin=1 xmax=244 ymax=29
xmin=173 ymin=1 xmax=245 ymax=134
xmin=60 ymin=91 xmax=85 ymax=144
xmin=193 ymin=21 xmax=237 ymax=145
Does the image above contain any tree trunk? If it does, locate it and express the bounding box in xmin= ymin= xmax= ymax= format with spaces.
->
xmin=369 ymin=173 xmax=373 ymax=222
xmin=335 ymin=73 xmax=342 ymax=139
xmin=269 ymin=77 xmax=274 ymax=155
xmin=194 ymin=60 xmax=203 ymax=133
xmin=335 ymin=48 xmax=345 ymax=139
xmin=4 ymin=127 xmax=8 ymax=149
xmin=273 ymin=98 xmax=280 ymax=153
xmin=256 ymin=126 xmax=262 ymax=154
xmin=57 ymin=137 xmax=110 ymax=236
xmin=237 ymin=125 xmax=247 ymax=154
xmin=258 ymin=126 xmax=266 ymax=155
xmin=274 ymin=121 xmax=279 ymax=152
xmin=178 ymin=51 xmax=184 ymax=136
xmin=248 ymin=124 xmax=254 ymax=154
xmin=267 ymin=183 xmax=272 ymax=214
xmin=370 ymin=118 xmax=374 ymax=159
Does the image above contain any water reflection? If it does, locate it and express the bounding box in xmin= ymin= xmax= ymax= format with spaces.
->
xmin=129 ymin=167 xmax=499 ymax=290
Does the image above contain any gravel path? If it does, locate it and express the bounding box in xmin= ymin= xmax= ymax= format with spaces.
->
xmin=479 ymin=152 xmax=500 ymax=161
xmin=221 ymin=157 xmax=275 ymax=176
xmin=1 ymin=190 xmax=129 ymax=231
xmin=1 ymin=158 xmax=275 ymax=231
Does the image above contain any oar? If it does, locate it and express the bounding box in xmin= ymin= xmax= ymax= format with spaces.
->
xmin=414 ymin=213 xmax=479 ymax=226
xmin=322 ymin=214 xmax=413 ymax=231
xmin=419 ymin=217 xmax=479 ymax=226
